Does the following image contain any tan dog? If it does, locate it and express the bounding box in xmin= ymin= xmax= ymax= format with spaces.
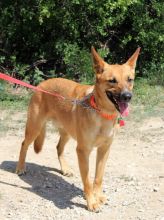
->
xmin=16 ymin=47 xmax=140 ymax=211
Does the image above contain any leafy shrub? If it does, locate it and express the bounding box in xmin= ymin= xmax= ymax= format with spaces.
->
xmin=142 ymin=62 xmax=164 ymax=86
xmin=0 ymin=0 xmax=163 ymax=84
xmin=62 ymin=43 xmax=109 ymax=83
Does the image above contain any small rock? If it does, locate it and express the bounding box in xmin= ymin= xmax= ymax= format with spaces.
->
xmin=122 ymin=201 xmax=135 ymax=206
xmin=128 ymin=181 xmax=135 ymax=186
xmin=122 ymin=201 xmax=129 ymax=206
xmin=153 ymin=187 xmax=159 ymax=192
xmin=135 ymin=186 xmax=141 ymax=190
xmin=18 ymin=199 xmax=23 ymax=203
xmin=159 ymin=176 xmax=164 ymax=179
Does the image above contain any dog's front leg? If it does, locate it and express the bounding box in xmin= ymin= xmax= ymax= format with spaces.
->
xmin=76 ymin=146 xmax=99 ymax=211
xmin=93 ymin=141 xmax=112 ymax=205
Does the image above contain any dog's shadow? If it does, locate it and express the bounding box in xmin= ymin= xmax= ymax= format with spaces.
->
xmin=0 ymin=161 xmax=84 ymax=210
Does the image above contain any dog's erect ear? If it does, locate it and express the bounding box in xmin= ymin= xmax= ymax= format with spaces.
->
xmin=126 ymin=47 xmax=141 ymax=70
xmin=91 ymin=46 xmax=105 ymax=74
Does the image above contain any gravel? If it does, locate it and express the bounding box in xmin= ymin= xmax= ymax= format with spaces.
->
xmin=0 ymin=113 xmax=164 ymax=220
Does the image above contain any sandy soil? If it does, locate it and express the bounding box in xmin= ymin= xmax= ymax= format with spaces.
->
xmin=0 ymin=109 xmax=164 ymax=220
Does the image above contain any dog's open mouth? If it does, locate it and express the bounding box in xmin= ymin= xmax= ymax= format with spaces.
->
xmin=106 ymin=91 xmax=129 ymax=116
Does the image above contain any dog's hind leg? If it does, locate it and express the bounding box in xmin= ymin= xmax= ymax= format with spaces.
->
xmin=56 ymin=129 xmax=72 ymax=176
xmin=16 ymin=109 xmax=46 ymax=176
xmin=34 ymin=124 xmax=46 ymax=154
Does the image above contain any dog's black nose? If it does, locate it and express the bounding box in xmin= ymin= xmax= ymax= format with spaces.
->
xmin=120 ymin=91 xmax=132 ymax=102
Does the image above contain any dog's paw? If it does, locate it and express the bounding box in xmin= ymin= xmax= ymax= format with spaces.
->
xmin=61 ymin=169 xmax=73 ymax=177
xmin=86 ymin=195 xmax=101 ymax=212
xmin=15 ymin=168 xmax=26 ymax=176
xmin=97 ymin=194 xmax=108 ymax=205
xmin=87 ymin=201 xmax=101 ymax=212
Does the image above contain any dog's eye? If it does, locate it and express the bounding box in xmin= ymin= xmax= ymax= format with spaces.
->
xmin=127 ymin=77 xmax=134 ymax=83
xmin=108 ymin=78 xmax=117 ymax=84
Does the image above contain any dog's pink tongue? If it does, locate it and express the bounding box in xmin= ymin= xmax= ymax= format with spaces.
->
xmin=118 ymin=102 xmax=129 ymax=117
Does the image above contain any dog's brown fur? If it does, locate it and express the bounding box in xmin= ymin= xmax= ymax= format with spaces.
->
xmin=16 ymin=47 xmax=140 ymax=211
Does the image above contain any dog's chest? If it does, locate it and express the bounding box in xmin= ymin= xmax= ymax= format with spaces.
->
xmin=92 ymin=120 xmax=115 ymax=147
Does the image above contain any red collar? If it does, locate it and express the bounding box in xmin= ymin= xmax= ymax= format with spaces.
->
xmin=90 ymin=95 xmax=117 ymax=120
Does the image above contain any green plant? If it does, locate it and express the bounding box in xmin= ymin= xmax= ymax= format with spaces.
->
xmin=130 ymin=77 xmax=164 ymax=121
xmin=0 ymin=81 xmax=30 ymax=110
xmin=0 ymin=0 xmax=163 ymax=83
xmin=62 ymin=43 xmax=109 ymax=83
xmin=142 ymin=63 xmax=164 ymax=86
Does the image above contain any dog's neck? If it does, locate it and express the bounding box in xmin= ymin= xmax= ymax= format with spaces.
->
xmin=93 ymin=86 xmax=118 ymax=116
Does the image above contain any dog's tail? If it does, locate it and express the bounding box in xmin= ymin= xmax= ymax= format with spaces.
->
xmin=34 ymin=125 xmax=46 ymax=153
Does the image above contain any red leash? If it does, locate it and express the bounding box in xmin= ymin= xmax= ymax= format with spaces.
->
xmin=0 ymin=72 xmax=65 ymax=100
xmin=0 ymin=72 xmax=125 ymax=125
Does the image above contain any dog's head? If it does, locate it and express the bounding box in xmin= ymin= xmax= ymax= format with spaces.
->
xmin=91 ymin=47 xmax=140 ymax=116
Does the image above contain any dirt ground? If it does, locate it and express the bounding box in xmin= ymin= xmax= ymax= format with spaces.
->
xmin=0 ymin=108 xmax=164 ymax=220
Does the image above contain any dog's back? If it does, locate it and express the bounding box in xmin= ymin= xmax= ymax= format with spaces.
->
xmin=16 ymin=47 xmax=140 ymax=211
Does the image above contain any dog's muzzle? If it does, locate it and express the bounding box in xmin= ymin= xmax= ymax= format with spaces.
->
xmin=106 ymin=90 xmax=132 ymax=116
xmin=120 ymin=91 xmax=132 ymax=102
